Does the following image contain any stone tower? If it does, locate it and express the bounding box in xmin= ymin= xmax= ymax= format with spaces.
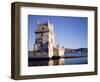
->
xmin=33 ymin=20 xmax=55 ymax=58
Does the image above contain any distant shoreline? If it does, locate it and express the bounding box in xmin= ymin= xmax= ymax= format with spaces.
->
xmin=29 ymin=48 xmax=88 ymax=53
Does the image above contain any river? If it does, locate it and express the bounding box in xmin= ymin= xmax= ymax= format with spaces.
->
xmin=28 ymin=52 xmax=88 ymax=66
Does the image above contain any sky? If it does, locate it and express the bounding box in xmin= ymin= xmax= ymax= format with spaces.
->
xmin=28 ymin=15 xmax=88 ymax=50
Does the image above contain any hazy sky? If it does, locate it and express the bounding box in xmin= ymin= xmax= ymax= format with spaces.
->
xmin=28 ymin=15 xmax=88 ymax=50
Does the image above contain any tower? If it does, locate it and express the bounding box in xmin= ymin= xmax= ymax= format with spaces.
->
xmin=34 ymin=20 xmax=55 ymax=58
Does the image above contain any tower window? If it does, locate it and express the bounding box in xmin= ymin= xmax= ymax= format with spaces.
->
xmin=42 ymin=27 xmax=44 ymax=30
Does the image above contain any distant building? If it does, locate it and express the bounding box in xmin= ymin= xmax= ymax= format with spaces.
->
xmin=33 ymin=20 xmax=65 ymax=58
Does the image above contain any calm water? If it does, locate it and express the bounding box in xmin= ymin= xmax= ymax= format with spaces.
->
xmin=28 ymin=52 xmax=88 ymax=66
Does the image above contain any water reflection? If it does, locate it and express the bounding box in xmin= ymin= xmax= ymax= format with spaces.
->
xmin=49 ymin=58 xmax=64 ymax=65
xmin=59 ymin=58 xmax=64 ymax=65
xmin=28 ymin=57 xmax=87 ymax=66
xmin=28 ymin=51 xmax=88 ymax=66
xmin=28 ymin=58 xmax=64 ymax=66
